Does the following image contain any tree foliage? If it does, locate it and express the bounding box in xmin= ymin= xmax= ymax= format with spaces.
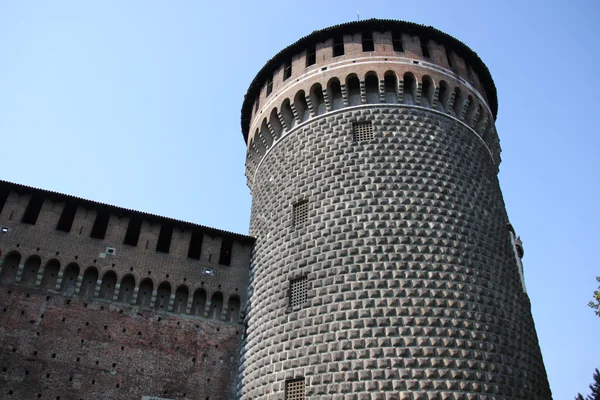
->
xmin=589 ymin=276 xmax=600 ymax=316
xmin=576 ymin=368 xmax=600 ymax=400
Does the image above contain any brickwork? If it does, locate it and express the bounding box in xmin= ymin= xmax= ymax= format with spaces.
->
xmin=0 ymin=181 xmax=254 ymax=399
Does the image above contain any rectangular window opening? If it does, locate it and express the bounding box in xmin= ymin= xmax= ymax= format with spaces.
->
xmin=156 ymin=224 xmax=173 ymax=253
xmin=283 ymin=60 xmax=292 ymax=80
xmin=188 ymin=230 xmax=204 ymax=260
xmin=123 ymin=217 xmax=142 ymax=246
xmin=332 ymin=35 xmax=345 ymax=57
xmin=353 ymin=121 xmax=374 ymax=142
xmin=0 ymin=186 xmax=9 ymax=216
xmin=21 ymin=196 xmax=44 ymax=225
xmin=306 ymin=44 xmax=316 ymax=67
xmin=289 ymin=276 xmax=308 ymax=308
xmin=421 ymin=38 xmax=430 ymax=58
xmin=292 ymin=200 xmax=309 ymax=228
xmin=56 ymin=202 xmax=77 ymax=233
xmin=362 ymin=31 xmax=374 ymax=52
xmin=266 ymin=76 xmax=273 ymax=96
xmin=392 ymin=32 xmax=404 ymax=52
xmin=218 ymin=236 xmax=233 ymax=266
xmin=90 ymin=210 xmax=110 ymax=239
xmin=446 ymin=50 xmax=455 ymax=70
xmin=285 ymin=378 xmax=305 ymax=400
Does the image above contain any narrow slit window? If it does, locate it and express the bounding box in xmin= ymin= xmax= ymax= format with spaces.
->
xmin=90 ymin=210 xmax=110 ymax=239
xmin=123 ymin=217 xmax=142 ymax=246
xmin=285 ymin=378 xmax=305 ymax=400
xmin=421 ymin=38 xmax=430 ymax=58
xmin=293 ymin=200 xmax=309 ymax=227
xmin=219 ymin=236 xmax=233 ymax=266
xmin=446 ymin=50 xmax=454 ymax=70
xmin=156 ymin=224 xmax=173 ymax=253
xmin=21 ymin=196 xmax=44 ymax=225
xmin=289 ymin=276 xmax=308 ymax=307
xmin=254 ymin=99 xmax=260 ymax=114
xmin=332 ymin=35 xmax=344 ymax=57
xmin=188 ymin=230 xmax=204 ymax=260
xmin=283 ymin=60 xmax=292 ymax=80
xmin=56 ymin=202 xmax=77 ymax=232
xmin=266 ymin=76 xmax=273 ymax=96
xmin=392 ymin=32 xmax=404 ymax=52
xmin=306 ymin=44 xmax=316 ymax=67
xmin=353 ymin=121 xmax=374 ymax=142
xmin=0 ymin=186 xmax=10 ymax=216
xmin=362 ymin=31 xmax=374 ymax=52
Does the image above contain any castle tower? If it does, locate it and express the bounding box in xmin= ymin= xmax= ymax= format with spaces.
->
xmin=239 ymin=19 xmax=551 ymax=399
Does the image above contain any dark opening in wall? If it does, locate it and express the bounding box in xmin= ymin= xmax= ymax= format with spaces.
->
xmin=90 ymin=211 xmax=110 ymax=239
xmin=266 ymin=76 xmax=273 ymax=96
xmin=446 ymin=50 xmax=454 ymax=70
xmin=56 ymin=203 xmax=77 ymax=232
xmin=219 ymin=237 xmax=233 ymax=266
xmin=123 ymin=217 xmax=142 ymax=246
xmin=362 ymin=31 xmax=374 ymax=52
xmin=392 ymin=31 xmax=404 ymax=52
xmin=283 ymin=59 xmax=292 ymax=80
xmin=306 ymin=44 xmax=316 ymax=67
xmin=0 ymin=186 xmax=9 ymax=216
xmin=188 ymin=231 xmax=203 ymax=260
xmin=156 ymin=225 xmax=173 ymax=253
xmin=421 ymin=38 xmax=430 ymax=58
xmin=21 ymin=196 xmax=43 ymax=225
xmin=332 ymin=35 xmax=345 ymax=57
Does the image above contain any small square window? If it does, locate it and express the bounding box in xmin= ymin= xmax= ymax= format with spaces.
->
xmin=285 ymin=377 xmax=305 ymax=400
xmin=292 ymin=200 xmax=308 ymax=227
xmin=352 ymin=121 xmax=374 ymax=142
xmin=289 ymin=276 xmax=307 ymax=308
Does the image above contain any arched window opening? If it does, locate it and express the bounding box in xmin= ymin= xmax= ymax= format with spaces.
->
xmin=191 ymin=289 xmax=207 ymax=317
xmin=21 ymin=255 xmax=41 ymax=286
xmin=99 ymin=271 xmax=117 ymax=300
xmin=118 ymin=275 xmax=135 ymax=304
xmin=452 ymin=87 xmax=464 ymax=118
xmin=40 ymin=259 xmax=60 ymax=290
xmin=137 ymin=278 xmax=154 ymax=308
xmin=248 ymin=137 xmax=262 ymax=164
xmin=365 ymin=73 xmax=379 ymax=104
xmin=79 ymin=267 xmax=98 ymax=300
xmin=476 ymin=112 xmax=489 ymax=136
xmin=437 ymin=81 xmax=450 ymax=112
xmin=403 ymin=73 xmax=417 ymax=105
xmin=346 ymin=75 xmax=361 ymax=106
xmin=154 ymin=282 xmax=171 ymax=311
xmin=252 ymin=128 xmax=267 ymax=157
xmin=309 ymin=83 xmax=326 ymax=116
xmin=0 ymin=251 xmax=21 ymax=284
xmin=281 ymin=99 xmax=296 ymax=131
xmin=465 ymin=96 xmax=478 ymax=126
xmin=421 ymin=76 xmax=435 ymax=108
xmin=174 ymin=285 xmax=189 ymax=314
xmin=294 ymin=91 xmax=310 ymax=123
xmin=259 ymin=119 xmax=273 ymax=149
xmin=210 ymin=292 xmax=224 ymax=320
xmin=327 ymin=78 xmax=343 ymax=110
xmin=384 ymin=72 xmax=398 ymax=104
xmin=226 ymin=296 xmax=241 ymax=323
xmin=269 ymin=108 xmax=283 ymax=139
xmin=60 ymin=263 xmax=80 ymax=295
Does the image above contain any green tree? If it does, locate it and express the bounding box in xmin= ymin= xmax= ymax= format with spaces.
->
xmin=576 ymin=368 xmax=600 ymax=400
xmin=589 ymin=276 xmax=600 ymax=316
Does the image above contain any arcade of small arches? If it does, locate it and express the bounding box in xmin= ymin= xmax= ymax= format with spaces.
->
xmin=247 ymin=70 xmax=498 ymax=169
xmin=0 ymin=250 xmax=243 ymax=324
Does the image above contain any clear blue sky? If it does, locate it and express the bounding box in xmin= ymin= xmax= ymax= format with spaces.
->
xmin=0 ymin=1 xmax=598 ymax=398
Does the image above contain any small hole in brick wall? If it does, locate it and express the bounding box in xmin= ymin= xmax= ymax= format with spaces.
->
xmin=130 ymin=267 xmax=133 ymax=271
xmin=77 ymin=328 xmax=81 ymax=333
xmin=12 ymin=348 xmax=16 ymax=353
xmin=148 ymin=271 xmax=151 ymax=275
xmin=56 ymin=252 xmax=59 ymax=256
xmin=112 ymin=263 xmax=115 ymax=267
xmin=207 ymin=379 xmax=211 ymax=383
xmin=92 ymin=380 xmax=95 ymax=384
xmin=25 ymin=370 xmax=29 ymax=375
xmin=36 ymin=332 xmax=40 ymax=336
xmin=46 ymin=373 xmax=50 ymax=378
xmin=74 ymin=255 xmax=78 ymax=259
xmin=85 ymin=321 xmax=89 ymax=326
xmin=65 ymin=299 xmax=71 ymax=305
xmin=218 ymin=285 xmax=221 ymax=288
xmin=119 ymin=310 xmax=123 ymax=314
xmin=3 ymin=367 xmax=7 ymax=372
xmin=196 ymin=324 xmax=199 ymax=328
xmin=121 ymin=346 xmax=124 ymax=351
xmin=192 ymin=358 xmax=196 ymax=363
xmin=26 ymin=294 xmax=30 ymax=298
xmin=20 ymin=311 xmax=24 ymax=315
xmin=8 ymin=290 xmax=12 ymax=295
xmin=208 ymin=254 xmax=212 ymax=262
xmin=201 ymin=281 xmax=204 ymax=285
xmin=56 ymin=396 xmax=60 ymax=400
xmin=36 ymin=247 xmax=39 ymax=251
xmin=104 ymin=325 xmax=107 ymax=330
xmin=384 ymin=58 xmax=388 ymax=60
xmin=100 ymin=306 xmax=104 ymax=311
xmin=112 ymin=363 xmax=116 ymax=367
xmin=122 ymin=328 xmax=126 ymax=332
xmin=8 ymin=390 xmax=13 ymax=395
xmin=46 ymin=296 xmax=50 ymax=301
xmin=137 ymin=331 xmax=142 ymax=336
xmin=95 ymin=361 xmax=99 ymax=365
xmin=164 ymin=390 xmax=168 ymax=395
xmin=215 ymin=345 xmax=218 ymax=349
xmin=76 ymin=357 xmax=80 ymax=362
xmin=183 ymin=278 xmax=187 ymax=282
xmin=16 ymin=244 xmax=20 ymax=247
xmin=29 ymin=319 xmax=35 ymax=324
xmin=157 ymin=317 xmax=161 ymax=321
xmin=37 ymin=394 xmax=41 ymax=398
xmin=413 ymin=60 xmax=419 ymax=64
xmin=81 ymin=339 xmax=84 ymax=344
xmin=166 ymin=274 xmax=169 ymax=278
xmin=2 ymin=308 xmax=5 ymax=312
xmin=40 ymin=314 xmax=44 ymax=319
xmin=116 ymin=384 xmax=120 ymax=388
xmin=236 ymin=331 xmax=239 ymax=335
xmin=235 ymin=288 xmax=238 ymax=291
xmin=217 ymin=328 xmax=220 ymax=332
xmin=352 ymin=60 xmax=356 ymax=63
xmin=69 ymin=376 xmax=73 ymax=381
xmin=33 ymin=351 xmax=38 ymax=355
xmin=177 ymin=321 xmax=180 ymax=325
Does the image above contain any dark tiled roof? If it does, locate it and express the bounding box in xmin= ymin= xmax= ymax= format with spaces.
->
xmin=240 ymin=19 xmax=498 ymax=142
xmin=0 ymin=179 xmax=255 ymax=244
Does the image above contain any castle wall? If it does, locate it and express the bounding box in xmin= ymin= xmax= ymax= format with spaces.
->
xmin=0 ymin=181 xmax=254 ymax=399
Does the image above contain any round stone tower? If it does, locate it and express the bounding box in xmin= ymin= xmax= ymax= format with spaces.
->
xmin=238 ymin=19 xmax=551 ymax=399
